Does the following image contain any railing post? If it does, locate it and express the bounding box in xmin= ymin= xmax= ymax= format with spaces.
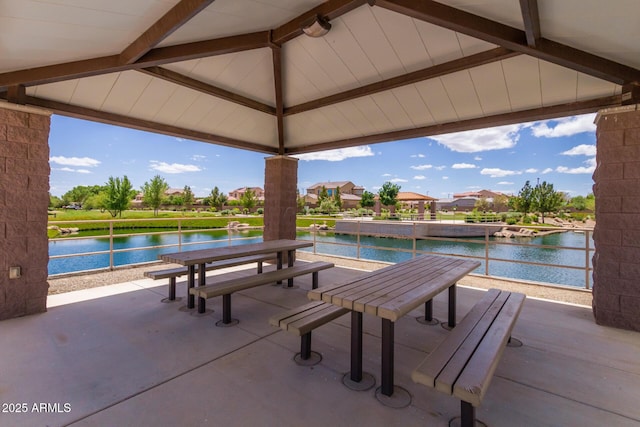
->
xmin=484 ymin=225 xmax=489 ymax=276
xmin=109 ymin=221 xmax=114 ymax=271
xmin=585 ymin=230 xmax=591 ymax=290
xmin=357 ymin=221 xmax=361 ymax=259
xmin=412 ymin=222 xmax=417 ymax=258
xmin=178 ymin=218 xmax=182 ymax=251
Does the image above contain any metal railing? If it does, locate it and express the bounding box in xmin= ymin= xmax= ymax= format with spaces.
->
xmin=48 ymin=218 xmax=594 ymax=289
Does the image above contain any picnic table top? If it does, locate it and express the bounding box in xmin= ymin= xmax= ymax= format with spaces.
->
xmin=159 ymin=239 xmax=313 ymax=266
xmin=308 ymin=254 xmax=480 ymax=322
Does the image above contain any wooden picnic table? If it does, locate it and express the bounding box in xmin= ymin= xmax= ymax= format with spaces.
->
xmin=307 ymin=254 xmax=480 ymax=406
xmin=160 ymin=239 xmax=313 ymax=308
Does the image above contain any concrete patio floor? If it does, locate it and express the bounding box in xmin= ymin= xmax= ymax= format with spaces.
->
xmin=2 ymin=263 xmax=639 ymax=427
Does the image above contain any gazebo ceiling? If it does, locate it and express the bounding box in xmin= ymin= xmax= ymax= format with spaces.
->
xmin=1 ymin=0 xmax=639 ymax=155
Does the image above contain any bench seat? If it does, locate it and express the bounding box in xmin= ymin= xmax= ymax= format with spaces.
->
xmin=144 ymin=253 xmax=274 ymax=300
xmin=270 ymin=301 xmax=349 ymax=363
xmin=412 ymin=288 xmax=525 ymax=427
xmin=189 ymin=261 xmax=334 ymax=324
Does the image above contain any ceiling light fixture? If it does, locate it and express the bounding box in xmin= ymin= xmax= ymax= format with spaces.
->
xmin=302 ymin=15 xmax=331 ymax=38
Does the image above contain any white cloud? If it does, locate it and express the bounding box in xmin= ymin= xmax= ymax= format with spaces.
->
xmin=435 ymin=165 xmax=447 ymax=171
xmin=442 ymin=176 xmax=449 ymax=180
xmin=531 ymin=113 xmax=596 ymax=138
xmin=390 ymin=178 xmax=408 ymax=183
xmin=561 ymin=144 xmax=596 ymax=156
xmin=452 ymin=163 xmax=477 ymax=169
xmin=414 ymin=175 xmax=426 ymax=180
xmin=56 ymin=167 xmax=75 ymax=172
xmin=541 ymin=168 xmax=554 ymax=174
xmin=497 ymin=181 xmax=513 ymax=185
xmin=76 ymin=169 xmax=92 ymax=174
xmin=411 ymin=154 xmax=425 ymax=158
xmin=191 ymin=154 xmax=207 ymax=161
xmin=50 ymin=156 xmax=101 ymax=167
xmin=149 ymin=161 xmax=202 ymax=174
xmin=556 ymin=158 xmax=596 ymax=174
xmin=525 ymin=168 xmax=538 ymax=173
xmin=411 ymin=164 xmax=433 ymax=170
xmin=382 ymin=173 xmax=392 ymax=177
xmin=474 ymin=156 xmax=482 ymax=161
xmin=427 ymin=124 xmax=522 ymax=153
xmin=480 ymin=168 xmax=522 ymax=178
xmin=294 ymin=146 xmax=374 ymax=162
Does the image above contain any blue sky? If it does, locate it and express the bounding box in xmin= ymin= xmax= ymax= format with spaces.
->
xmin=49 ymin=113 xmax=597 ymax=199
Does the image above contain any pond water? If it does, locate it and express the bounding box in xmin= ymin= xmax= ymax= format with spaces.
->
xmin=48 ymin=229 xmax=593 ymax=288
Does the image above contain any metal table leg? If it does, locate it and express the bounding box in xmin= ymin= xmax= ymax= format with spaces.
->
xmin=381 ymin=318 xmax=395 ymax=396
xmin=342 ymin=311 xmax=375 ymax=391
xmin=187 ymin=265 xmax=196 ymax=309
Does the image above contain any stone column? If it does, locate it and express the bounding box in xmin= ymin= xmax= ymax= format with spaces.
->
xmin=263 ymin=155 xmax=298 ymax=241
xmin=417 ymin=201 xmax=424 ymax=220
xmin=0 ymin=103 xmax=51 ymax=320
xmin=430 ymin=201 xmax=437 ymax=220
xmin=592 ymin=105 xmax=640 ymax=332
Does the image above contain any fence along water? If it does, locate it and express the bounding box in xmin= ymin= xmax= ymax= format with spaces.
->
xmin=48 ymin=218 xmax=594 ymax=289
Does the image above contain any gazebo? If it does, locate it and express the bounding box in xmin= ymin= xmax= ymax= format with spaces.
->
xmin=1 ymin=0 xmax=639 ymax=331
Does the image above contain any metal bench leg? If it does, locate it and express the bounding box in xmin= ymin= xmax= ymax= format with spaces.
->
xmin=461 ymin=401 xmax=475 ymax=427
xmin=187 ymin=265 xmax=196 ymax=309
xmin=198 ymin=296 xmax=206 ymax=314
xmin=257 ymin=261 xmax=263 ymax=274
xmin=222 ymin=294 xmax=232 ymax=324
xmin=300 ymin=332 xmax=312 ymax=360
xmin=381 ymin=318 xmax=394 ymax=396
xmin=448 ymin=284 xmax=457 ymax=328
xmin=424 ymin=299 xmax=433 ymax=322
xmin=277 ymin=252 xmax=283 ymax=284
xmin=350 ymin=311 xmax=363 ymax=382
xmin=168 ymin=277 xmax=176 ymax=301
xmin=312 ymin=271 xmax=319 ymax=289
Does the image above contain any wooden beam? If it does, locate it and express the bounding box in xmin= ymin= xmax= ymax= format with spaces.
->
xmin=285 ymin=47 xmax=519 ymax=116
xmin=6 ymin=85 xmax=26 ymax=105
xmin=284 ymin=95 xmax=622 ymax=155
xmin=16 ymin=95 xmax=278 ymax=155
xmin=0 ymin=32 xmax=270 ymax=89
xmin=519 ymin=0 xmax=541 ymax=48
xmin=271 ymin=45 xmax=285 ymax=154
xmin=272 ymin=0 xmax=370 ymax=45
xmin=375 ymin=0 xmax=640 ymax=85
xmin=138 ymin=66 xmax=276 ymax=115
xmin=119 ymin=0 xmax=216 ymax=64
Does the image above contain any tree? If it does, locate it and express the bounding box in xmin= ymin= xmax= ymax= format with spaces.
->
xmin=514 ymin=181 xmax=535 ymax=216
xmin=296 ymin=189 xmax=306 ymax=213
xmin=239 ymin=188 xmax=257 ymax=213
xmin=534 ymin=181 xmax=564 ymax=223
xmin=359 ymin=190 xmax=375 ymax=208
xmin=474 ymin=197 xmax=491 ymax=212
xmin=318 ymin=186 xmax=329 ymax=204
xmin=142 ymin=175 xmax=168 ymax=216
xmin=319 ymin=198 xmax=339 ymax=214
xmin=207 ymin=186 xmax=228 ymax=211
xmin=183 ymin=185 xmax=195 ymax=209
xmin=104 ymin=176 xmax=133 ymax=218
xmin=61 ymin=185 xmax=103 ymax=207
xmin=49 ymin=194 xmax=64 ymax=208
xmin=333 ymin=186 xmax=342 ymax=211
xmin=378 ymin=182 xmax=400 ymax=208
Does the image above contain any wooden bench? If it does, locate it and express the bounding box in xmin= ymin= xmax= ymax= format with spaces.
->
xmin=412 ymin=289 xmax=525 ymax=427
xmin=270 ymin=301 xmax=349 ymax=364
xmin=144 ymin=254 xmax=274 ymax=301
xmin=189 ymin=261 xmax=334 ymax=325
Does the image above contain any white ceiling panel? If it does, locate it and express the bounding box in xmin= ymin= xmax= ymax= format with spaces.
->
xmin=101 ymin=72 xmax=153 ymax=115
xmin=440 ymin=71 xmax=484 ymax=119
xmin=174 ymin=94 xmax=217 ymax=130
xmin=501 ymin=56 xmax=542 ymax=111
xmin=152 ymin=86 xmax=200 ymax=125
xmin=351 ymin=97 xmax=394 ymax=134
xmin=414 ymin=21 xmax=463 ymax=65
xmin=469 ymin=62 xmax=511 ymax=115
xmin=370 ymin=91 xmax=413 ymax=130
xmin=69 ymin=74 xmax=120 ymax=111
xmin=129 ymin=78 xmax=178 ymax=121
xmin=539 ymin=61 xmax=578 ymax=106
xmin=576 ymin=74 xmax=619 ymax=100
xmin=415 ymin=78 xmax=458 ymax=123
xmin=392 ymin=85 xmax=436 ymax=127
xmin=29 ymin=80 xmax=78 ymax=104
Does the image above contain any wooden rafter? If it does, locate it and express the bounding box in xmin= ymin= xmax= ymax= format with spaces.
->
xmin=519 ymin=0 xmax=541 ymax=48
xmin=0 ymin=32 xmax=270 ymax=89
xmin=119 ymin=0 xmax=217 ymax=64
xmin=285 ymin=47 xmax=519 ymax=116
xmin=375 ymin=0 xmax=640 ymax=85
xmin=271 ymin=45 xmax=285 ymax=154
xmin=285 ymin=95 xmax=622 ymax=155
xmin=272 ymin=0 xmax=371 ymax=45
xmin=138 ymin=67 xmax=276 ymax=115
xmin=13 ymin=95 xmax=278 ymax=155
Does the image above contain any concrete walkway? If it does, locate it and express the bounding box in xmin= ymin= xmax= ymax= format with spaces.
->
xmin=1 ymin=264 xmax=639 ymax=427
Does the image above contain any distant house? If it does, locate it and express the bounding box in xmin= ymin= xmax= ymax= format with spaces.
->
xmin=304 ymin=181 xmax=363 ymax=209
xmin=396 ymin=192 xmax=437 ymax=209
xmin=453 ymin=189 xmax=506 ymax=199
xmin=436 ymin=197 xmax=479 ymax=211
xmin=228 ymin=187 xmax=265 ymax=202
